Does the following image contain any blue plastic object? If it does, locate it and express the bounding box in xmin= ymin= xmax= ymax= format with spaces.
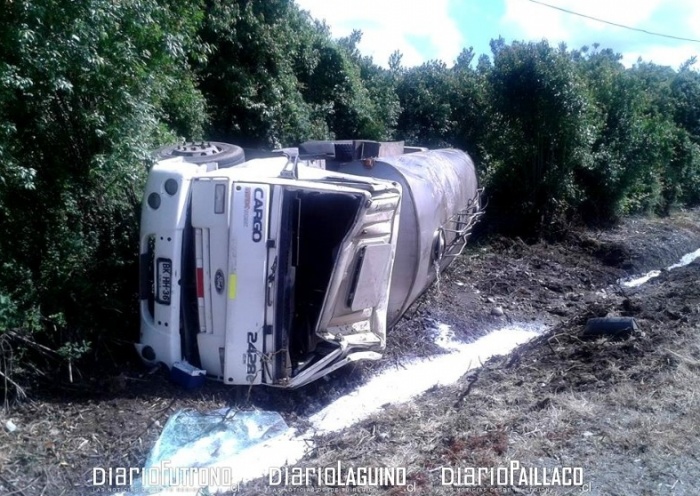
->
xmin=170 ymin=361 xmax=206 ymax=389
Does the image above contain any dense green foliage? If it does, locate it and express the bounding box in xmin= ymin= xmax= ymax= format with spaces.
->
xmin=391 ymin=41 xmax=700 ymax=233
xmin=0 ymin=0 xmax=207 ymax=374
xmin=0 ymin=0 xmax=699 ymax=390
xmin=197 ymin=3 xmax=396 ymax=146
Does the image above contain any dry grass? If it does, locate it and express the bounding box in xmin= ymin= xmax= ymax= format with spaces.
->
xmin=239 ymin=258 xmax=700 ymax=496
xmin=2 ymin=211 xmax=700 ymax=496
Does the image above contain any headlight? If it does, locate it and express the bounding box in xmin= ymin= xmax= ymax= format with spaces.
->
xmin=148 ymin=192 xmax=161 ymax=209
xmin=164 ymin=178 xmax=178 ymax=196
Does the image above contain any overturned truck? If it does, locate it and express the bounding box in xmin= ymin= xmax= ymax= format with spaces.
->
xmin=137 ymin=140 xmax=481 ymax=388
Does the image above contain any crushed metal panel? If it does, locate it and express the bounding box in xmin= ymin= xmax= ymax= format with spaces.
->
xmin=348 ymin=244 xmax=394 ymax=311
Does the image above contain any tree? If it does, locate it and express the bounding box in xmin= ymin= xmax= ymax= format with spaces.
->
xmin=668 ymin=60 xmax=700 ymax=205
xmin=395 ymin=61 xmax=456 ymax=147
xmin=0 ymin=0 xmax=207 ymax=381
xmin=197 ymin=0 xmax=325 ymax=147
xmin=576 ymin=50 xmax=683 ymax=219
xmin=482 ymin=40 xmax=592 ymax=235
xmin=450 ymin=47 xmax=489 ymax=166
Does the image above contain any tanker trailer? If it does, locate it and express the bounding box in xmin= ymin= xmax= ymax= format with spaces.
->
xmin=136 ymin=140 xmax=481 ymax=388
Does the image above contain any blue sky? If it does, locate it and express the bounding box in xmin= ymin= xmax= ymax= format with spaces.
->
xmin=295 ymin=0 xmax=700 ymax=69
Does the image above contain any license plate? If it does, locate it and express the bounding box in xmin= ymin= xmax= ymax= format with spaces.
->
xmin=156 ymin=258 xmax=172 ymax=305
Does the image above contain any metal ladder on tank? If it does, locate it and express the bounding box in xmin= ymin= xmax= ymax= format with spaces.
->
xmin=442 ymin=188 xmax=485 ymax=259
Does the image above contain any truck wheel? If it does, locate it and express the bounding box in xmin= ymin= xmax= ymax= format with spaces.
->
xmin=155 ymin=142 xmax=245 ymax=168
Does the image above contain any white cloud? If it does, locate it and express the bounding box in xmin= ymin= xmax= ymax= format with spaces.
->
xmin=502 ymin=0 xmax=660 ymax=40
xmin=622 ymin=44 xmax=698 ymax=69
xmin=500 ymin=0 xmax=700 ymax=67
xmin=295 ymin=0 xmax=463 ymax=67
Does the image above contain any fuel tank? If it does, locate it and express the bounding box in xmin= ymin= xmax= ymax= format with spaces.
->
xmin=328 ymin=146 xmax=481 ymax=326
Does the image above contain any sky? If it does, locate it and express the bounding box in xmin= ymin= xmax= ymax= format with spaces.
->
xmin=294 ymin=0 xmax=700 ymax=69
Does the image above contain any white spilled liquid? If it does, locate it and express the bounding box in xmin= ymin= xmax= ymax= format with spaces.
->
xmin=136 ymin=323 xmax=542 ymax=496
xmin=621 ymin=247 xmax=700 ymax=288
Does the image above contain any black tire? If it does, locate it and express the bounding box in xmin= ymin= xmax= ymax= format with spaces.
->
xmin=155 ymin=141 xmax=245 ymax=168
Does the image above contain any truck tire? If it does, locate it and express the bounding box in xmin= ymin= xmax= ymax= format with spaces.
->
xmin=155 ymin=142 xmax=245 ymax=168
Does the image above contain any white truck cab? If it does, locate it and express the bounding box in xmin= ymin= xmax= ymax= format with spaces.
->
xmin=137 ymin=141 xmax=480 ymax=388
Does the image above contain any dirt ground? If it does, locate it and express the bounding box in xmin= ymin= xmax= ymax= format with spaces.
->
xmin=2 ymin=208 xmax=700 ymax=496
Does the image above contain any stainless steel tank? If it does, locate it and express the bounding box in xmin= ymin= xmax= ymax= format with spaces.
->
xmin=334 ymin=148 xmax=481 ymax=326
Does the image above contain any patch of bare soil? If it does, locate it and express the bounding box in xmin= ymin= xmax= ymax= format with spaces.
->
xmin=2 ymin=209 xmax=700 ymax=496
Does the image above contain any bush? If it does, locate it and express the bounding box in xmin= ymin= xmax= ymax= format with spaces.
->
xmin=480 ymin=41 xmax=592 ymax=236
xmin=0 ymin=0 xmax=208 ymax=393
